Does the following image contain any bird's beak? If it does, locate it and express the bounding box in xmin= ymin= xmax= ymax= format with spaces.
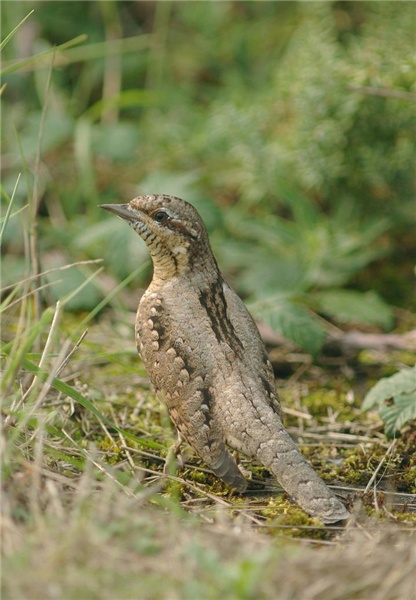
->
xmin=99 ymin=204 xmax=137 ymax=223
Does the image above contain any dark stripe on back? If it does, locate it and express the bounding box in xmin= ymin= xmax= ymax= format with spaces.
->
xmin=198 ymin=277 xmax=244 ymax=357
xmin=260 ymin=374 xmax=275 ymax=398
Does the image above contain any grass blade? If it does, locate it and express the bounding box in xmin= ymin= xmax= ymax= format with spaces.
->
xmin=14 ymin=352 xmax=164 ymax=450
xmin=1 ymin=34 xmax=87 ymax=76
xmin=0 ymin=10 xmax=34 ymax=51
xmin=0 ymin=204 xmax=28 ymax=224
xmin=0 ymin=174 xmax=21 ymax=246
xmin=77 ymin=261 xmax=150 ymax=330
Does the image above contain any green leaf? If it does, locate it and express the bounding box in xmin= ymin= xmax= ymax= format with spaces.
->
xmin=379 ymin=392 xmax=416 ymax=438
xmin=251 ymin=301 xmax=326 ymax=356
xmin=16 ymin=112 xmax=74 ymax=162
xmin=92 ymin=122 xmax=141 ymax=163
xmin=82 ymin=89 xmax=159 ymax=122
xmin=362 ymin=365 xmax=416 ymax=410
xmin=315 ymin=289 xmax=394 ymax=330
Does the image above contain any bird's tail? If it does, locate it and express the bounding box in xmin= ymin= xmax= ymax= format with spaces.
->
xmin=256 ymin=424 xmax=349 ymax=524
xmin=211 ymin=447 xmax=248 ymax=493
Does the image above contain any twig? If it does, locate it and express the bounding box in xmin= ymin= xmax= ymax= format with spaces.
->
xmin=282 ymin=406 xmax=313 ymax=421
xmin=109 ymin=406 xmax=136 ymax=469
xmin=62 ymin=429 xmax=137 ymax=498
xmin=289 ymin=430 xmax=378 ymax=444
xmin=330 ymin=484 xmax=415 ymax=498
xmin=55 ymin=329 xmax=88 ymax=378
xmin=283 ymin=361 xmax=311 ymax=387
xmin=130 ymin=462 xmax=232 ymax=507
xmin=349 ymin=84 xmax=416 ymax=101
xmin=259 ymin=321 xmax=416 ymax=354
xmin=364 ymin=439 xmax=397 ymax=494
xmin=96 ymin=414 xmax=118 ymax=447
xmin=326 ymin=329 xmax=416 ymax=353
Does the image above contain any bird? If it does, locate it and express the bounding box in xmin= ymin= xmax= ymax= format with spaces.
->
xmin=100 ymin=195 xmax=350 ymax=524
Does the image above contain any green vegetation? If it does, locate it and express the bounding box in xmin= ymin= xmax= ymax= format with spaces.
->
xmin=1 ymin=2 xmax=415 ymax=599
xmin=363 ymin=365 xmax=416 ymax=437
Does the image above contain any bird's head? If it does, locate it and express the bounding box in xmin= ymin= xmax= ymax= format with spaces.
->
xmin=100 ymin=195 xmax=218 ymax=284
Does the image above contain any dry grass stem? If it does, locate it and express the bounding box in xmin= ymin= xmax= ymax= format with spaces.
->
xmin=0 ymin=259 xmax=104 ymax=293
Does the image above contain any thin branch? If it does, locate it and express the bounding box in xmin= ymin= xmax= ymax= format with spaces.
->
xmin=349 ymin=84 xmax=416 ymax=101
xmin=55 ymin=329 xmax=89 ymax=378
xmin=364 ymin=439 xmax=397 ymax=494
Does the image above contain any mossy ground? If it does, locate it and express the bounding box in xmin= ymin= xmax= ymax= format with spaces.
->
xmin=37 ymin=318 xmax=416 ymax=537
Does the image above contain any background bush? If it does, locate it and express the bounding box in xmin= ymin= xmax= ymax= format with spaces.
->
xmin=2 ymin=1 xmax=415 ymax=352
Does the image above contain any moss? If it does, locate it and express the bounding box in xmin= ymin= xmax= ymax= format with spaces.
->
xmin=358 ymin=350 xmax=416 ymax=372
xmin=394 ymin=465 xmax=416 ymax=494
xmin=185 ymin=469 xmax=212 ymax=485
xmin=97 ymin=437 xmax=125 ymax=465
xmin=247 ymin=464 xmax=270 ymax=478
xmin=261 ymin=497 xmax=332 ymax=540
xmin=394 ymin=513 xmax=416 ymax=525
xmin=301 ymin=389 xmax=357 ymax=421
xmin=302 ymin=442 xmax=416 ymax=493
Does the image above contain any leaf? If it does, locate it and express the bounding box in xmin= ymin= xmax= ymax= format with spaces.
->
xmin=82 ymin=89 xmax=159 ymax=122
xmin=277 ymin=182 xmax=320 ymax=227
xmin=379 ymin=392 xmax=416 ymax=438
xmin=12 ymin=112 xmax=74 ymax=164
xmin=315 ymin=289 xmax=394 ymax=330
xmin=362 ymin=365 xmax=416 ymax=410
xmin=234 ymin=253 xmax=306 ymax=297
xmin=251 ymin=301 xmax=326 ymax=356
xmin=92 ymin=122 xmax=141 ymax=163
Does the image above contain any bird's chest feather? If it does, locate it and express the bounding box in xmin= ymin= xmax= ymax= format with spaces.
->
xmin=135 ymin=288 xmax=206 ymax=397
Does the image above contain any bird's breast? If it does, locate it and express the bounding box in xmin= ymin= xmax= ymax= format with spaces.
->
xmin=135 ymin=282 xmax=245 ymax=394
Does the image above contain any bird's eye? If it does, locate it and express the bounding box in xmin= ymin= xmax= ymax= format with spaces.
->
xmin=154 ymin=210 xmax=168 ymax=223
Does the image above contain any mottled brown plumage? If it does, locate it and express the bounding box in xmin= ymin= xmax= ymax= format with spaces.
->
xmin=101 ymin=195 xmax=350 ymax=524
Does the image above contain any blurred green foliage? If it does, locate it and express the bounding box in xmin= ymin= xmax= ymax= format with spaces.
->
xmin=1 ymin=1 xmax=415 ymax=353
xmin=363 ymin=365 xmax=416 ymax=437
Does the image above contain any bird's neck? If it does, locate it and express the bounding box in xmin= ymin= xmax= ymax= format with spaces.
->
xmin=149 ymin=242 xmax=220 ymax=289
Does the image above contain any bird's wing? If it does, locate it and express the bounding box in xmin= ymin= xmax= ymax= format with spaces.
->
xmin=137 ymin=289 xmax=247 ymax=492
xmin=222 ymin=280 xmax=282 ymax=416
xmin=162 ymin=386 xmax=247 ymax=492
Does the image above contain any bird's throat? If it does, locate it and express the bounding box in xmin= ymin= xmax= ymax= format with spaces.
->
xmin=150 ymin=242 xmax=220 ymax=288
